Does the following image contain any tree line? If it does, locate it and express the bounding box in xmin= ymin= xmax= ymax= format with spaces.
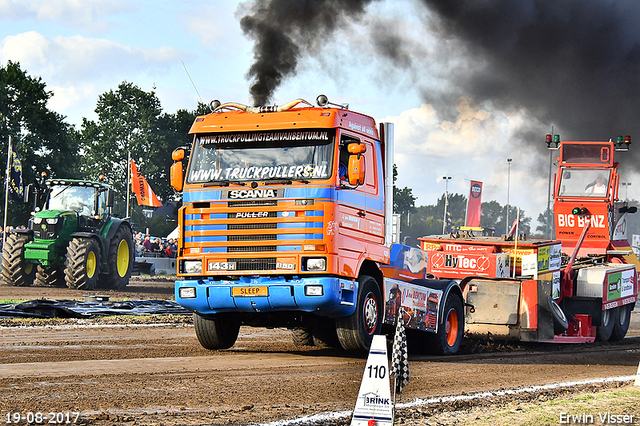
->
xmin=0 ymin=61 xmax=206 ymax=236
xmin=3 ymin=61 xmax=639 ymax=241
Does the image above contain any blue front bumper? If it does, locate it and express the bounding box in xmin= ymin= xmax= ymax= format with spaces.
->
xmin=175 ymin=275 xmax=358 ymax=318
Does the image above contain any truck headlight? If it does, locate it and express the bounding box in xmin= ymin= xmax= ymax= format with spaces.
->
xmin=179 ymin=287 xmax=197 ymax=299
xmin=304 ymin=257 xmax=326 ymax=271
xmin=305 ymin=285 xmax=324 ymax=296
xmin=182 ymin=260 xmax=202 ymax=274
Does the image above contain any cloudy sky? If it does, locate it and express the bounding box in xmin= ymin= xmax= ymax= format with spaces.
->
xmin=2 ymin=0 xmax=640 ymax=232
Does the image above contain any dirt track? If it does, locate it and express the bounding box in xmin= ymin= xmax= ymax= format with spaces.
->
xmin=1 ymin=278 xmax=639 ymax=425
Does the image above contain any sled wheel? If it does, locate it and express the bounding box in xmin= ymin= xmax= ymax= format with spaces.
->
xmin=548 ymin=296 xmax=569 ymax=335
xmin=64 ymin=238 xmax=100 ymax=290
xmin=100 ymin=225 xmax=133 ymax=290
xmin=1 ymin=233 xmax=35 ymax=286
xmin=596 ymin=307 xmax=614 ymax=342
xmin=336 ymin=275 xmax=382 ymax=352
xmin=609 ymin=304 xmax=633 ymax=341
xmin=194 ymin=312 xmax=240 ymax=350
xmin=35 ymin=265 xmax=65 ymax=287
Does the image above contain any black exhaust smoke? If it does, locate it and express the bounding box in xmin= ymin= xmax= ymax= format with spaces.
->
xmin=239 ymin=0 xmax=375 ymax=106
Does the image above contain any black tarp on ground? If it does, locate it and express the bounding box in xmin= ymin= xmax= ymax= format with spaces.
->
xmin=0 ymin=299 xmax=191 ymax=318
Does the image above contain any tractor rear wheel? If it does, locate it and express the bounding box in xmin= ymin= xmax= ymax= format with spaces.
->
xmin=291 ymin=327 xmax=313 ymax=346
xmin=35 ymin=265 xmax=65 ymax=287
xmin=194 ymin=313 xmax=240 ymax=350
xmin=100 ymin=225 xmax=133 ymax=290
xmin=1 ymin=233 xmax=35 ymax=286
xmin=65 ymin=238 xmax=101 ymax=290
xmin=335 ymin=275 xmax=382 ymax=352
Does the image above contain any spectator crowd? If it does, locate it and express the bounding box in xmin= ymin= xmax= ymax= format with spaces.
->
xmin=134 ymin=232 xmax=177 ymax=257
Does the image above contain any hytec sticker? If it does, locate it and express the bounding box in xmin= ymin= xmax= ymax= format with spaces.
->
xmin=427 ymin=251 xmax=510 ymax=278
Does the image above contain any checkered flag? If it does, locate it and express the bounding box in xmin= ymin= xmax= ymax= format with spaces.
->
xmin=390 ymin=311 xmax=409 ymax=399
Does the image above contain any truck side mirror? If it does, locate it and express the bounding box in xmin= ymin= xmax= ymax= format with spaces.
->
xmin=171 ymin=161 xmax=184 ymax=191
xmin=348 ymin=154 xmax=365 ymax=186
xmin=106 ymin=189 xmax=115 ymax=207
xmin=347 ymin=143 xmax=366 ymax=186
xmin=171 ymin=149 xmax=185 ymax=192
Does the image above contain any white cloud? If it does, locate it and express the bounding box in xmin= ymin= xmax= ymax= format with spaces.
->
xmin=0 ymin=0 xmax=133 ymax=34
xmin=388 ymin=99 xmax=551 ymax=224
xmin=0 ymin=31 xmax=186 ymax=83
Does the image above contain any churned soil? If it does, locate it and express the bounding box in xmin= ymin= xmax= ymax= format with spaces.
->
xmin=0 ymin=278 xmax=639 ymax=425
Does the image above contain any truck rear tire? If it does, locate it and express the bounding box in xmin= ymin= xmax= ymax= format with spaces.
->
xmin=335 ymin=275 xmax=382 ymax=352
xmin=100 ymin=225 xmax=133 ymax=290
xmin=65 ymin=238 xmax=101 ymax=290
xmin=1 ymin=233 xmax=35 ymax=287
xmin=596 ymin=308 xmax=614 ymax=342
xmin=609 ymin=304 xmax=633 ymax=341
xmin=194 ymin=313 xmax=240 ymax=350
xmin=425 ymin=292 xmax=464 ymax=355
xmin=35 ymin=265 xmax=65 ymax=287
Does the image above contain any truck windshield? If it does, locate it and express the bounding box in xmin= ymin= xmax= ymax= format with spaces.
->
xmin=557 ymin=168 xmax=611 ymax=197
xmin=49 ymin=185 xmax=95 ymax=216
xmin=187 ymin=129 xmax=335 ymax=184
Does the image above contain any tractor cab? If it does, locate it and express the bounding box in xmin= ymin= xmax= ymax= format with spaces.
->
xmin=549 ymin=135 xmax=637 ymax=259
xmin=29 ymin=179 xmax=115 ymax=235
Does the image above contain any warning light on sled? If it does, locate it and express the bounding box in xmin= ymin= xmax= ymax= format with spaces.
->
xmin=546 ymin=134 xmax=560 ymax=149
xmin=615 ymin=135 xmax=631 ymax=151
xmin=572 ymin=207 xmax=589 ymax=216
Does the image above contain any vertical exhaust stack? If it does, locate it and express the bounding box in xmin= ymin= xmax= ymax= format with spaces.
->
xmin=381 ymin=122 xmax=394 ymax=247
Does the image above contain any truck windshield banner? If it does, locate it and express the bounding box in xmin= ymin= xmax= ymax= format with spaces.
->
xmin=188 ymin=130 xmax=335 ymax=184
xmin=200 ymin=130 xmax=329 ymax=145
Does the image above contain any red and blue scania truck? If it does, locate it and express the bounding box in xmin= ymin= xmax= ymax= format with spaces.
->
xmin=170 ymin=95 xmax=463 ymax=353
xmin=171 ymin=95 xmax=637 ymax=353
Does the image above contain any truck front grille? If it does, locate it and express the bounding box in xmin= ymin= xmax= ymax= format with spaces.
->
xmin=183 ymin=199 xmax=325 ymax=272
xmin=228 ymin=257 xmax=276 ymax=270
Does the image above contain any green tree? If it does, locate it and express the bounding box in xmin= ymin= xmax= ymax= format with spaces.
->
xmin=534 ymin=207 xmax=555 ymax=239
xmin=80 ymin=81 xmax=164 ymax=212
xmin=0 ymin=61 xmax=80 ymax=226
xmin=393 ymin=164 xmax=416 ymax=225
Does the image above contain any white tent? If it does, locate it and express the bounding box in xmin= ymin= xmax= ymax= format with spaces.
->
xmin=166 ymin=226 xmax=179 ymax=240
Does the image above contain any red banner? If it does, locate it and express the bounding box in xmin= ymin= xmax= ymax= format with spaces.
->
xmin=131 ymin=160 xmax=163 ymax=207
xmin=466 ymin=180 xmax=482 ymax=227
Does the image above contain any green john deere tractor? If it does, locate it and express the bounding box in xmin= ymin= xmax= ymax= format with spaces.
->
xmin=1 ymin=178 xmax=134 ymax=290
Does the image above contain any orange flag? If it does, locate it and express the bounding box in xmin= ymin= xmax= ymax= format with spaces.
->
xmin=131 ymin=160 xmax=163 ymax=207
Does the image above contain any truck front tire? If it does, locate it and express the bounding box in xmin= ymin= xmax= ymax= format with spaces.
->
xmin=335 ymin=275 xmax=382 ymax=352
xmin=194 ymin=313 xmax=240 ymax=350
xmin=65 ymin=238 xmax=101 ymax=290
xmin=1 ymin=233 xmax=35 ymax=287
